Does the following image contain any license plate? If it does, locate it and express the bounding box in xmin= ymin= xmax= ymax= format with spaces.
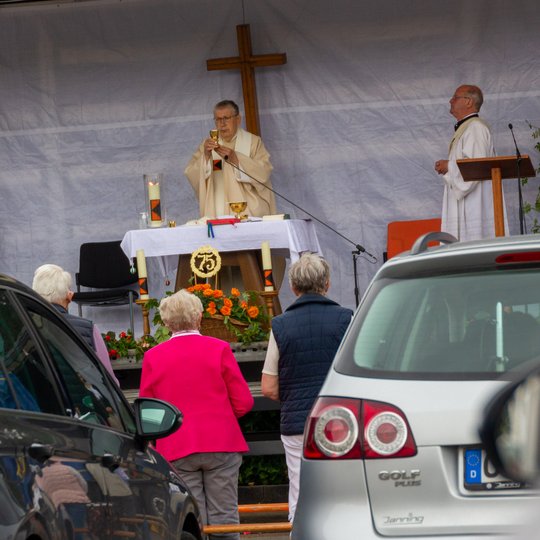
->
xmin=463 ymin=447 xmax=526 ymax=492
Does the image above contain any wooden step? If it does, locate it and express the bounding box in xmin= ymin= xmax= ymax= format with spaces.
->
xmin=203 ymin=522 xmax=292 ymax=534
xmin=203 ymin=502 xmax=291 ymax=535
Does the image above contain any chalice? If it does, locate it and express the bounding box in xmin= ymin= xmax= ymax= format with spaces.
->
xmin=209 ymin=129 xmax=219 ymax=142
xmin=229 ymin=201 xmax=247 ymax=220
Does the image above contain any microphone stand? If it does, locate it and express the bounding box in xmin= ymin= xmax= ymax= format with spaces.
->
xmin=223 ymin=156 xmax=376 ymax=307
xmin=508 ymin=123 xmax=526 ymax=234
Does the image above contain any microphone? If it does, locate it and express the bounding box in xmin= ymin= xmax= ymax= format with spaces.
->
xmin=222 ymin=156 xmax=376 ymax=260
xmin=508 ymin=123 xmax=522 ymax=159
xmin=508 ymin=123 xmax=525 ymax=234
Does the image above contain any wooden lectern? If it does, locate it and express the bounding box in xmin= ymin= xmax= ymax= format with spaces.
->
xmin=457 ymin=155 xmax=536 ymax=237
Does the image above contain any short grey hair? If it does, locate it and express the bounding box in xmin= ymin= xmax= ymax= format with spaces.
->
xmin=288 ymin=253 xmax=330 ymax=295
xmin=32 ymin=264 xmax=72 ymax=304
xmin=159 ymin=289 xmax=203 ymax=332
xmin=214 ymin=99 xmax=240 ymax=116
xmin=462 ymin=85 xmax=484 ymax=111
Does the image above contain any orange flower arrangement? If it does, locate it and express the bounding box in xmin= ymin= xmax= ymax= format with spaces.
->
xmin=185 ymin=283 xmax=269 ymax=343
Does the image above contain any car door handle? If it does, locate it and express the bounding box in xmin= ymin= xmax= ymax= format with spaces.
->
xmin=101 ymin=453 xmax=120 ymax=471
xmin=27 ymin=443 xmax=54 ymax=463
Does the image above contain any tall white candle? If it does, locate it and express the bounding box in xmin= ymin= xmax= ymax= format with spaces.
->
xmin=148 ymin=181 xmax=162 ymax=227
xmin=148 ymin=182 xmax=160 ymax=201
xmin=261 ymin=241 xmax=274 ymax=291
xmin=136 ymin=249 xmax=149 ymax=300
xmin=136 ymin=249 xmax=147 ymax=278
xmin=261 ymin=241 xmax=272 ymax=270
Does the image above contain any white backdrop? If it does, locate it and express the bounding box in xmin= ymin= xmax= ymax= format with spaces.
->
xmin=1 ymin=0 xmax=539 ymax=334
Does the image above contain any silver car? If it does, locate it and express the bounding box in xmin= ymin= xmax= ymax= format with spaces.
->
xmin=293 ymin=233 xmax=540 ymax=539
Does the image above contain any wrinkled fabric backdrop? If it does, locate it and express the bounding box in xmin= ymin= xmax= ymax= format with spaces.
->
xmin=1 ymin=0 xmax=539 ymax=335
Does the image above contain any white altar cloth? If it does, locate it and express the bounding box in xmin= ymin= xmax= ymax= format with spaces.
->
xmin=120 ymin=219 xmax=323 ymax=281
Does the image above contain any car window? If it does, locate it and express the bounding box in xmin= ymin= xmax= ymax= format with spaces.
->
xmin=19 ymin=296 xmax=133 ymax=430
xmin=339 ymin=268 xmax=540 ymax=378
xmin=0 ymin=290 xmax=64 ymax=414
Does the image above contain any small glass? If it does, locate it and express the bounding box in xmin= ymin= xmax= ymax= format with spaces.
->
xmin=138 ymin=211 xmax=148 ymax=229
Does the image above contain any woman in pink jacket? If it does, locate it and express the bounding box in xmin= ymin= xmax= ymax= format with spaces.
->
xmin=139 ymin=289 xmax=253 ymax=540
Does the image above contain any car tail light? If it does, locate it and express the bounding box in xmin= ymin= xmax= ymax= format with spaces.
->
xmin=304 ymin=397 xmax=416 ymax=460
xmin=362 ymin=400 xmax=416 ymax=458
xmin=495 ymin=252 xmax=540 ymax=264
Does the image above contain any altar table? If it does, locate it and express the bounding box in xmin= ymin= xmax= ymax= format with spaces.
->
xmin=120 ymin=219 xmax=323 ymax=310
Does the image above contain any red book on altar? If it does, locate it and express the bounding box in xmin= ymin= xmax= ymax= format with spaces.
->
xmin=206 ymin=218 xmax=241 ymax=226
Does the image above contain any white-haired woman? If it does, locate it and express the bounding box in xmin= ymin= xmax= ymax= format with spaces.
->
xmin=32 ymin=263 xmax=119 ymax=386
xmin=139 ymin=289 xmax=253 ymax=540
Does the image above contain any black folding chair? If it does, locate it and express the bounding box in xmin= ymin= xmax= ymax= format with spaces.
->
xmin=72 ymin=240 xmax=138 ymax=335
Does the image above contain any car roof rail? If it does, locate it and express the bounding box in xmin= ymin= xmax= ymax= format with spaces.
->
xmin=410 ymin=231 xmax=458 ymax=255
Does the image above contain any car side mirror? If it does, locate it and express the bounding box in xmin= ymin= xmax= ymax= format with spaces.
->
xmin=479 ymin=365 xmax=540 ymax=483
xmin=133 ymin=397 xmax=183 ymax=440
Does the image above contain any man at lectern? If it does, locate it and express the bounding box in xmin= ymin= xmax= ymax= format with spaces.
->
xmin=184 ymin=99 xmax=277 ymax=218
xmin=434 ymin=84 xmax=507 ymax=241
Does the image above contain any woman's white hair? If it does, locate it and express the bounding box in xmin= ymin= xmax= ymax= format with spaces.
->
xmin=32 ymin=264 xmax=72 ymax=304
xmin=288 ymin=252 xmax=330 ymax=295
xmin=159 ymin=289 xmax=203 ymax=332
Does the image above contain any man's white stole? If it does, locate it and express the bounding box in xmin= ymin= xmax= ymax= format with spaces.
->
xmin=449 ymin=116 xmax=489 ymax=154
xmin=211 ymin=128 xmax=252 ymax=215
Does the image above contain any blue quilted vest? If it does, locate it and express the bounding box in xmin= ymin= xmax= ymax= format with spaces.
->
xmin=53 ymin=304 xmax=96 ymax=351
xmin=272 ymin=294 xmax=353 ymax=436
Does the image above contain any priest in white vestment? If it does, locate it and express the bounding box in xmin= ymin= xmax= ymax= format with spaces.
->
xmin=184 ymin=100 xmax=276 ymax=218
xmin=435 ymin=85 xmax=508 ymax=242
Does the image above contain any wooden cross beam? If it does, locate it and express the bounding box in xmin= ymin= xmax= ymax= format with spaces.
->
xmin=207 ymin=24 xmax=287 ymax=136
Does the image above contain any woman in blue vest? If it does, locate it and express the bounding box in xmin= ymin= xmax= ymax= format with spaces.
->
xmin=261 ymin=253 xmax=353 ymax=523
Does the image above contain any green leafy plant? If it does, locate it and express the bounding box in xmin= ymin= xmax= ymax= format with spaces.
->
xmin=237 ymin=411 xmax=288 ymax=485
xmin=239 ymin=455 xmax=288 ymax=486
xmin=521 ymin=123 xmax=540 ymax=233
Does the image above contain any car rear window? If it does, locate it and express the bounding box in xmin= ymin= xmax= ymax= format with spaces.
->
xmin=337 ymin=268 xmax=540 ymax=378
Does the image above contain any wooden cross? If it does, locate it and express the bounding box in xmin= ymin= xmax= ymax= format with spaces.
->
xmin=207 ymin=24 xmax=287 ymax=136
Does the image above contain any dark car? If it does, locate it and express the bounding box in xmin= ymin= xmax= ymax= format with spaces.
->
xmin=0 ymin=273 xmax=204 ymax=539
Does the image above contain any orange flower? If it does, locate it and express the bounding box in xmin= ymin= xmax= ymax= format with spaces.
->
xmin=187 ymin=286 xmax=195 ymax=292
xmin=220 ymin=305 xmax=231 ymax=316
xmin=208 ymin=301 xmax=216 ymax=309
xmin=213 ymin=289 xmax=224 ymax=298
xmin=193 ymin=284 xmax=205 ymax=291
xmin=201 ymin=283 xmax=212 ymax=290
xmin=223 ymin=298 xmax=233 ymax=308
xmin=206 ymin=305 xmax=217 ymax=316
xmin=231 ymin=288 xmax=241 ymax=297
xmin=247 ymin=306 xmax=259 ymax=319
xmin=240 ymin=300 xmax=248 ymax=309
xmin=203 ymin=288 xmax=214 ymax=297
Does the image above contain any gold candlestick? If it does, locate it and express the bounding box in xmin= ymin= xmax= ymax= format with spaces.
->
xmin=136 ymin=299 xmax=152 ymax=336
xmin=259 ymin=290 xmax=279 ymax=320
